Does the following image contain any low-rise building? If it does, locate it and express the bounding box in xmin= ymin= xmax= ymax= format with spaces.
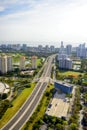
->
xmin=54 ymin=80 xmax=73 ymax=94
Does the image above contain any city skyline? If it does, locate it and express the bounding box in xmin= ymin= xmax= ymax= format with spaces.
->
xmin=0 ymin=0 xmax=87 ymax=46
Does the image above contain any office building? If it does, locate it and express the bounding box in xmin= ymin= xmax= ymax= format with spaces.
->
xmin=76 ymin=43 xmax=86 ymax=58
xmin=20 ymin=56 xmax=25 ymax=70
xmin=50 ymin=46 xmax=55 ymax=52
xmin=54 ymin=81 xmax=73 ymax=94
xmin=32 ymin=56 xmax=37 ymax=69
xmin=66 ymin=44 xmax=72 ymax=55
xmin=59 ymin=41 xmax=64 ymax=54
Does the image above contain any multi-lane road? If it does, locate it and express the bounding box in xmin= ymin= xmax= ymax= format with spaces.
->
xmin=1 ymin=55 xmax=55 ymax=130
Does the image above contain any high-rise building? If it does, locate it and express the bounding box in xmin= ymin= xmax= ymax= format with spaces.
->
xmin=22 ymin=44 xmax=27 ymax=51
xmin=58 ymin=54 xmax=68 ymax=61
xmin=50 ymin=46 xmax=55 ymax=52
xmin=66 ymin=44 xmax=72 ymax=55
xmin=38 ymin=45 xmax=43 ymax=52
xmin=7 ymin=56 xmax=13 ymax=72
xmin=0 ymin=55 xmax=13 ymax=74
xmin=59 ymin=41 xmax=64 ymax=54
xmin=1 ymin=55 xmax=7 ymax=74
xmin=76 ymin=43 xmax=86 ymax=58
xmin=59 ymin=58 xmax=72 ymax=69
xmin=20 ymin=56 xmax=25 ymax=70
xmin=31 ymin=56 xmax=37 ymax=69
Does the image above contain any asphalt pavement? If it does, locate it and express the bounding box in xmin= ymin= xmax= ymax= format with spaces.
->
xmin=1 ymin=55 xmax=55 ymax=130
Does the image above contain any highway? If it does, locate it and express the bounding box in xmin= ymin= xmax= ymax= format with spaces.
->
xmin=1 ymin=55 xmax=55 ymax=130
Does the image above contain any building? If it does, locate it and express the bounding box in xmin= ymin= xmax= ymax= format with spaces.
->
xmin=66 ymin=44 xmax=72 ymax=55
xmin=20 ymin=56 xmax=25 ymax=70
xmin=0 ymin=55 xmax=12 ymax=74
xmin=38 ymin=45 xmax=43 ymax=52
xmin=22 ymin=44 xmax=27 ymax=51
xmin=54 ymin=81 xmax=73 ymax=94
xmin=59 ymin=41 xmax=64 ymax=54
xmin=31 ymin=56 xmax=37 ymax=69
xmin=76 ymin=43 xmax=86 ymax=58
xmin=1 ymin=55 xmax=7 ymax=74
xmin=7 ymin=56 xmax=13 ymax=72
xmin=50 ymin=45 xmax=55 ymax=52
xmin=59 ymin=58 xmax=72 ymax=69
xmin=58 ymin=54 xmax=68 ymax=61
xmin=0 ymin=82 xmax=10 ymax=96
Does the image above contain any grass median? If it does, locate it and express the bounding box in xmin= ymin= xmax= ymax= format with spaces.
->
xmin=0 ymin=83 xmax=36 ymax=128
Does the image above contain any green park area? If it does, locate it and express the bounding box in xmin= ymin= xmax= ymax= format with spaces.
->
xmin=0 ymin=83 xmax=35 ymax=128
xmin=59 ymin=71 xmax=83 ymax=78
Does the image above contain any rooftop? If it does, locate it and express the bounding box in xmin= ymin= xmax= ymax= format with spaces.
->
xmin=45 ymin=92 xmax=69 ymax=119
xmin=55 ymin=80 xmax=73 ymax=88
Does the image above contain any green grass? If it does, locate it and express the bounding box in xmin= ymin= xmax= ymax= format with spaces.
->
xmin=22 ymin=84 xmax=53 ymax=130
xmin=59 ymin=71 xmax=83 ymax=77
xmin=37 ymin=58 xmax=41 ymax=66
xmin=0 ymin=83 xmax=36 ymax=128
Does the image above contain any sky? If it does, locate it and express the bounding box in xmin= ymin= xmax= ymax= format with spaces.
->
xmin=0 ymin=0 xmax=87 ymax=46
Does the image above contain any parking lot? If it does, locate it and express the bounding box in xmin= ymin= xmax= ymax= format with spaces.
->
xmin=45 ymin=92 xmax=70 ymax=119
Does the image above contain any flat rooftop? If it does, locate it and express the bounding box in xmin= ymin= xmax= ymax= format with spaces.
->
xmin=45 ymin=92 xmax=69 ymax=119
xmin=55 ymin=80 xmax=73 ymax=88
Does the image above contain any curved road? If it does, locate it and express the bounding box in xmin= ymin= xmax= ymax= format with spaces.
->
xmin=1 ymin=55 xmax=55 ymax=130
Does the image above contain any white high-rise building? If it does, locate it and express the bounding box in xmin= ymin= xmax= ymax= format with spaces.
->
xmin=1 ymin=55 xmax=7 ymax=74
xmin=7 ymin=56 xmax=13 ymax=72
xmin=20 ymin=56 xmax=25 ymax=70
xmin=32 ymin=56 xmax=37 ymax=69
xmin=66 ymin=44 xmax=72 ymax=55
xmin=0 ymin=55 xmax=12 ymax=74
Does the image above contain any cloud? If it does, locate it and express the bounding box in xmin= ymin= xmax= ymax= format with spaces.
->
xmin=0 ymin=6 xmax=5 ymax=12
xmin=0 ymin=0 xmax=87 ymax=44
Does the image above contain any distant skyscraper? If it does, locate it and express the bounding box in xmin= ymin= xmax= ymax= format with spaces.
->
xmin=31 ymin=56 xmax=37 ymax=69
xmin=22 ymin=44 xmax=27 ymax=51
xmin=77 ymin=43 xmax=86 ymax=58
xmin=20 ymin=56 xmax=25 ymax=70
xmin=59 ymin=41 xmax=64 ymax=54
xmin=66 ymin=44 xmax=72 ymax=55
xmin=38 ymin=45 xmax=43 ymax=51
xmin=50 ymin=46 xmax=55 ymax=52
xmin=45 ymin=45 xmax=49 ymax=51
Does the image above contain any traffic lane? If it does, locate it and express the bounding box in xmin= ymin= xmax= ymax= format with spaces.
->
xmin=1 ymin=82 xmax=42 ymax=130
xmin=12 ymin=82 xmax=47 ymax=130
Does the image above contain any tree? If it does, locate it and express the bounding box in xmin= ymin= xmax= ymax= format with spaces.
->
xmin=2 ymin=93 xmax=7 ymax=99
xmin=69 ymin=123 xmax=78 ymax=130
xmin=56 ymin=123 xmax=64 ymax=130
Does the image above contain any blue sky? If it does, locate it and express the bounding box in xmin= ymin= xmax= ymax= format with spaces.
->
xmin=0 ymin=0 xmax=87 ymax=46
